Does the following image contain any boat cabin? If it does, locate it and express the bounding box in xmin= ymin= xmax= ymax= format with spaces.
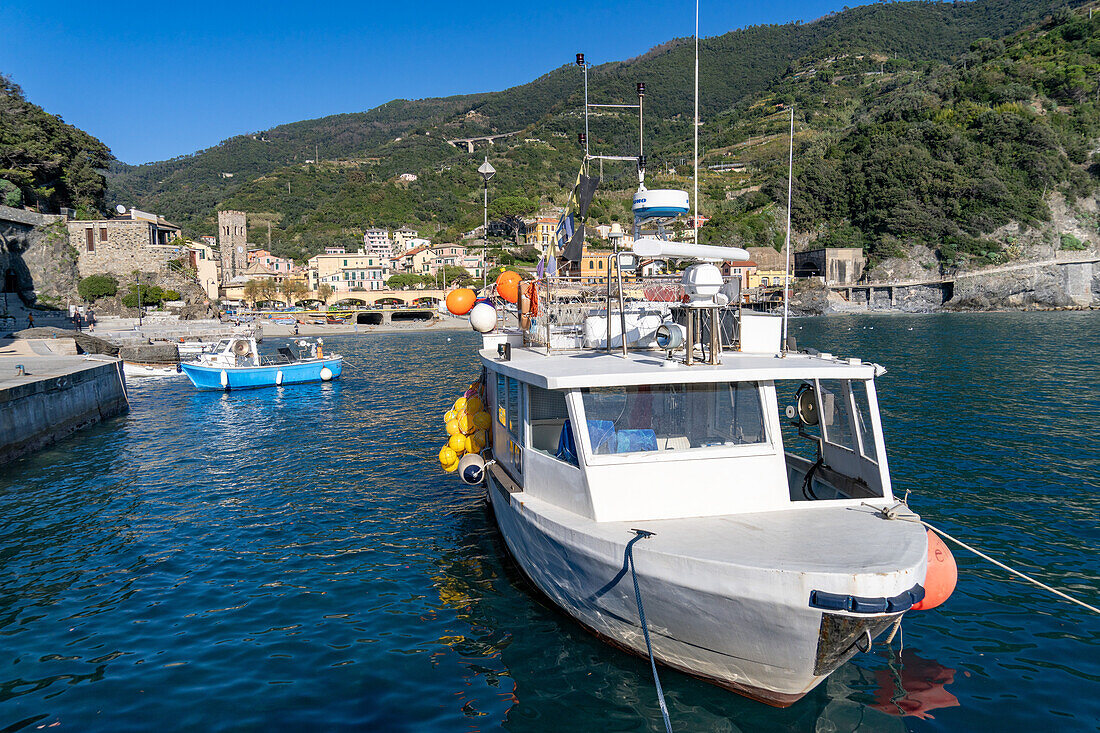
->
xmin=482 ymin=338 xmax=892 ymax=523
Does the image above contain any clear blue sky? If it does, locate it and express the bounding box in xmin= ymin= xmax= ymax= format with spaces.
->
xmin=2 ymin=0 xmax=851 ymax=165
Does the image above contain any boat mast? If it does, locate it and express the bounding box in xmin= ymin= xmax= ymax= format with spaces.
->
xmin=782 ymin=106 xmax=794 ymax=354
xmin=693 ymin=0 xmax=699 ymax=244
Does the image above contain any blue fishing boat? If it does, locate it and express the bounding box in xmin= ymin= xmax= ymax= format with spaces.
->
xmin=180 ymin=337 xmax=342 ymax=390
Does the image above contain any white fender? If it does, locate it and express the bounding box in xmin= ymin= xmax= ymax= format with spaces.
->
xmin=319 ymin=366 xmax=333 ymax=382
xmin=220 ymin=370 xmax=228 ymax=388
xmin=276 ymin=370 xmax=283 ymax=386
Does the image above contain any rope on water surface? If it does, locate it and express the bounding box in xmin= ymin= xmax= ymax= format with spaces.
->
xmin=625 ymin=529 xmax=673 ymax=733
xmin=870 ymin=502 xmax=1100 ymax=615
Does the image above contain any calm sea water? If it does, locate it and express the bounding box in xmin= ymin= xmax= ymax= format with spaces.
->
xmin=0 ymin=313 xmax=1097 ymax=732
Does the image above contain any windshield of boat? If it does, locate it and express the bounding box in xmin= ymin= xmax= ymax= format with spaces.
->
xmin=579 ymin=382 xmax=767 ymax=455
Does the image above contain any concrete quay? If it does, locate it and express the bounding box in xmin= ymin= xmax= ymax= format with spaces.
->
xmin=0 ymin=339 xmax=128 ymax=465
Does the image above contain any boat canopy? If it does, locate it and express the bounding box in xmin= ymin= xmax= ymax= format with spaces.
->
xmin=480 ymin=343 xmax=882 ymax=390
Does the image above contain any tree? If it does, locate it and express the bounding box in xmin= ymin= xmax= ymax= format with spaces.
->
xmin=430 ymin=266 xmax=472 ymax=288
xmin=257 ymin=279 xmax=279 ymax=305
xmin=488 ymin=195 xmax=537 ymax=219
xmin=121 ymin=283 xmax=164 ymax=308
xmin=280 ymin=278 xmax=308 ymax=305
xmin=317 ymin=283 xmax=334 ymax=301
xmin=243 ymin=279 xmax=265 ymax=307
xmin=77 ymin=274 xmax=118 ymax=301
xmin=387 ymin=272 xmax=428 ymax=290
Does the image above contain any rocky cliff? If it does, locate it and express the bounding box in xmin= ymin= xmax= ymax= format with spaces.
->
xmin=0 ymin=205 xmax=79 ymax=307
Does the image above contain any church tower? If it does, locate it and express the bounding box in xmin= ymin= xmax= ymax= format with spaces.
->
xmin=218 ymin=210 xmax=247 ymax=284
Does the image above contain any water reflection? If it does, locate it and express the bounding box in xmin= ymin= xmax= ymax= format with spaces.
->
xmin=0 ymin=320 xmax=1096 ymax=731
xmin=870 ymin=650 xmax=960 ymax=720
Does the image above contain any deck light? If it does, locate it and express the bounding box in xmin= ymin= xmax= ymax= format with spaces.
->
xmin=655 ymin=322 xmax=686 ymax=350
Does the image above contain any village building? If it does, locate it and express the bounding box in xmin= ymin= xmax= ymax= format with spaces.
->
xmin=68 ymin=208 xmax=184 ymax=278
xmin=306 ymin=250 xmax=391 ymax=292
xmin=247 ymin=248 xmax=295 ymax=274
xmin=391 ymin=226 xmax=422 ymax=253
xmin=186 ymin=240 xmax=221 ymax=299
xmin=794 ymin=248 xmax=865 ymax=285
xmin=720 ymin=260 xmax=759 ymax=292
xmin=363 ymin=228 xmax=394 ymax=258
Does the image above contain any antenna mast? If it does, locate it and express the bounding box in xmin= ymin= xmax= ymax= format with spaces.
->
xmin=782 ymin=106 xmax=794 ymax=354
xmin=693 ymin=0 xmax=700 ymax=244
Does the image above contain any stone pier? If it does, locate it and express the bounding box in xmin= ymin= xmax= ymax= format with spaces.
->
xmin=0 ymin=342 xmax=128 ymax=464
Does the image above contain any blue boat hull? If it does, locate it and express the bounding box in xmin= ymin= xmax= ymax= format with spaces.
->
xmin=181 ymin=358 xmax=343 ymax=390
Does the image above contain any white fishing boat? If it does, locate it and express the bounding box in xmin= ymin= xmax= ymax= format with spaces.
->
xmin=433 ymin=52 xmax=955 ymax=706
xmin=453 ymin=244 xmax=955 ymax=706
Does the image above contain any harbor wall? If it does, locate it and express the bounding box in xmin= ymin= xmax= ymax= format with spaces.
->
xmin=0 ymin=358 xmax=128 ymax=464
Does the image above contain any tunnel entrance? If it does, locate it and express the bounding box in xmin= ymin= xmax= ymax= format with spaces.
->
xmin=390 ymin=310 xmax=433 ymax=322
xmin=357 ymin=312 xmax=383 ymax=325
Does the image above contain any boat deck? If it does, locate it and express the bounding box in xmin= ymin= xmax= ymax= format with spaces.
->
xmin=506 ymin=487 xmax=926 ymax=578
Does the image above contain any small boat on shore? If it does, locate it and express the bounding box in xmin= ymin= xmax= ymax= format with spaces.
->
xmin=122 ymin=361 xmax=183 ymax=378
xmin=180 ymin=337 xmax=342 ymax=390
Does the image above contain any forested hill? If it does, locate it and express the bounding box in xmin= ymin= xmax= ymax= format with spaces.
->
xmin=0 ymin=74 xmax=112 ymax=215
xmin=698 ymin=3 xmax=1100 ymax=269
xmin=107 ymin=0 xmax=1075 ymax=236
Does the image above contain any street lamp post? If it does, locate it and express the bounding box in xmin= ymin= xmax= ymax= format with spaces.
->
xmin=135 ymin=272 xmax=143 ymax=328
xmin=478 ymin=157 xmax=495 ymax=287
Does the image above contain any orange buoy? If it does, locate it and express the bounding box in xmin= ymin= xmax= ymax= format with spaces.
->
xmin=446 ymin=288 xmax=477 ymax=315
xmin=913 ymin=529 xmax=957 ymax=610
xmin=496 ymin=271 xmax=522 ymax=304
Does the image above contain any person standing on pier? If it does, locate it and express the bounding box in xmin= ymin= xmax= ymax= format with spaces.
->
xmin=26 ymin=312 xmax=34 ymax=328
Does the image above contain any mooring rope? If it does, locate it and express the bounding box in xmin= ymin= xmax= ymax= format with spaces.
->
xmin=870 ymin=503 xmax=1100 ymax=615
xmin=625 ymin=529 xmax=673 ymax=733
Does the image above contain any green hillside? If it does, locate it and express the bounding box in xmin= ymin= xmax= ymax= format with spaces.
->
xmin=0 ymin=74 xmax=112 ymax=214
xmin=106 ymin=0 xmax=1075 ymax=241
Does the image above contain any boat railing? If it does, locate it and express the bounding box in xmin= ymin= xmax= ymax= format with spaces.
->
xmin=524 ymin=273 xmax=743 ymax=354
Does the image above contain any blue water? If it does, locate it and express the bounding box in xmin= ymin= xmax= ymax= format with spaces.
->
xmin=0 ymin=313 xmax=1097 ymax=731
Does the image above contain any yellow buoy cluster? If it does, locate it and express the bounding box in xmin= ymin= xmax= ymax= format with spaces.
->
xmin=438 ymin=382 xmax=492 ymax=472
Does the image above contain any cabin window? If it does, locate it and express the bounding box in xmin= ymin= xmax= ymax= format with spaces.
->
xmin=579 ymin=382 xmax=766 ymax=456
xmin=818 ymin=380 xmax=856 ymax=453
xmin=527 ymin=384 xmax=576 ymax=466
xmin=851 ymin=382 xmax=878 ymax=460
xmin=495 ymin=373 xmax=526 ymax=476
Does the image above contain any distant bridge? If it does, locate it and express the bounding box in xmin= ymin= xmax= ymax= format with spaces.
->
xmin=446 ymin=131 xmax=520 ymax=153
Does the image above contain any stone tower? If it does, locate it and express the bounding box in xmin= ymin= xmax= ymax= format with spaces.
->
xmin=218 ymin=210 xmax=247 ymax=284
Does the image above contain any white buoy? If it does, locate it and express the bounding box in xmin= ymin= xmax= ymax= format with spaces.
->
xmin=469 ymin=302 xmax=496 ymax=333
xmin=220 ymin=370 xmax=228 ymax=388
xmin=319 ymin=367 xmax=333 ymax=381
xmin=457 ymin=454 xmax=486 ymax=485
xmin=276 ymin=370 xmax=283 ymax=386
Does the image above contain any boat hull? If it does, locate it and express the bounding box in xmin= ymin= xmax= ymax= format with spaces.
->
xmin=123 ymin=362 xmax=184 ymax=378
xmin=180 ymin=357 xmax=343 ymax=390
xmin=485 ymin=471 xmax=925 ymax=706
